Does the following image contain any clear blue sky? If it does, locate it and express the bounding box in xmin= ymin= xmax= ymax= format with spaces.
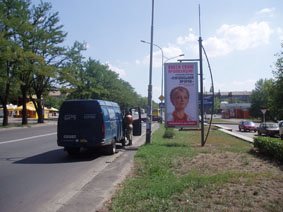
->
xmin=32 ymin=0 xmax=283 ymax=102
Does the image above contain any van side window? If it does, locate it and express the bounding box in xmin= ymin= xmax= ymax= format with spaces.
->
xmin=107 ymin=107 xmax=116 ymax=120
xmin=114 ymin=107 xmax=121 ymax=119
xmin=101 ymin=107 xmax=110 ymax=121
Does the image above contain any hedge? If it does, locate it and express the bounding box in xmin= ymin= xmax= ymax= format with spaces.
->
xmin=254 ymin=136 xmax=283 ymax=162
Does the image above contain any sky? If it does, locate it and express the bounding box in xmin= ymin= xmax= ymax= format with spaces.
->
xmin=32 ymin=0 xmax=283 ymax=102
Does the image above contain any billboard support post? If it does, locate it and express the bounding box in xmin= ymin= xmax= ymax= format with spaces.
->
xmin=199 ymin=36 xmax=204 ymax=146
xmin=198 ymin=4 xmax=205 ymax=146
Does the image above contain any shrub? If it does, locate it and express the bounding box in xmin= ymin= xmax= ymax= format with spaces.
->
xmin=163 ymin=128 xmax=175 ymax=139
xmin=254 ymin=137 xmax=283 ymax=162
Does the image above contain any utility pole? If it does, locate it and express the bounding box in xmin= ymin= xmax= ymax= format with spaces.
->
xmin=145 ymin=0 xmax=154 ymax=144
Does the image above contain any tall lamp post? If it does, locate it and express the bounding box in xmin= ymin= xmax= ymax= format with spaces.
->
xmin=144 ymin=0 xmax=155 ymax=144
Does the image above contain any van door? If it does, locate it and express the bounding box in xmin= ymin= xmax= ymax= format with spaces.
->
xmin=130 ymin=107 xmax=142 ymax=136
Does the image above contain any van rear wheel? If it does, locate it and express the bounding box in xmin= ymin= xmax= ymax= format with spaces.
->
xmin=105 ymin=141 xmax=116 ymax=155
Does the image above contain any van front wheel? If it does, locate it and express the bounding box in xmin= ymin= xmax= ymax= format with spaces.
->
xmin=105 ymin=141 xmax=116 ymax=155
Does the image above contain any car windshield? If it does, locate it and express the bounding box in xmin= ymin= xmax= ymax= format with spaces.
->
xmin=244 ymin=121 xmax=254 ymax=125
xmin=266 ymin=123 xmax=278 ymax=128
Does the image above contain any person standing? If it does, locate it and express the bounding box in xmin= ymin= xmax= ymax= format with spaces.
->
xmin=123 ymin=111 xmax=133 ymax=145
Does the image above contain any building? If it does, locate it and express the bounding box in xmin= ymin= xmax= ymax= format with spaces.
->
xmin=202 ymin=91 xmax=252 ymax=118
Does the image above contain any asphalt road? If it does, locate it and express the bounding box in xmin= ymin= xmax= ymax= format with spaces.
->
xmin=216 ymin=123 xmax=259 ymax=140
xmin=0 ymin=121 xmax=149 ymax=212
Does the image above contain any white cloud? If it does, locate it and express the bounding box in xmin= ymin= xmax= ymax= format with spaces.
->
xmin=203 ymin=22 xmax=273 ymax=58
xmin=141 ymin=45 xmax=184 ymax=68
xmin=256 ymin=8 xmax=275 ymax=17
xmin=176 ymin=30 xmax=198 ymax=45
xmin=175 ymin=22 xmax=273 ymax=58
xmin=107 ymin=63 xmax=126 ymax=78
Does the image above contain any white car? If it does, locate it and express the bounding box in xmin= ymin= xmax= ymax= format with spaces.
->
xmin=279 ymin=121 xmax=283 ymax=140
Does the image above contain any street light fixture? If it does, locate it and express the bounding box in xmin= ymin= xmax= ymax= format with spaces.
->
xmin=141 ymin=39 xmax=164 ymax=100
xmin=141 ymin=40 xmax=184 ymax=123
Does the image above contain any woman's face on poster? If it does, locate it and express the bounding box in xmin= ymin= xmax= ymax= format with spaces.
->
xmin=172 ymin=89 xmax=189 ymax=110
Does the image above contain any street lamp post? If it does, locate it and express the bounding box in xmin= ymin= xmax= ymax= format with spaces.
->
xmin=144 ymin=0 xmax=155 ymax=144
xmin=141 ymin=40 xmax=164 ymax=123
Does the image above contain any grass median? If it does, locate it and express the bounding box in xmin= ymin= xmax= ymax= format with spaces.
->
xmin=105 ymin=125 xmax=283 ymax=212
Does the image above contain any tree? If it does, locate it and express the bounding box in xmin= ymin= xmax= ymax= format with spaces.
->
xmin=272 ymin=43 xmax=283 ymax=120
xmin=0 ymin=0 xmax=31 ymax=126
xmin=28 ymin=1 xmax=66 ymax=123
xmin=59 ymin=41 xmax=88 ymax=97
xmin=250 ymin=79 xmax=274 ymax=120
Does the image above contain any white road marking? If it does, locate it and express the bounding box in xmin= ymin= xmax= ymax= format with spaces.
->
xmin=0 ymin=132 xmax=57 ymax=145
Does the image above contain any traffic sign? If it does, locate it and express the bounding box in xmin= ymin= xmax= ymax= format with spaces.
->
xmin=159 ymin=95 xmax=164 ymax=101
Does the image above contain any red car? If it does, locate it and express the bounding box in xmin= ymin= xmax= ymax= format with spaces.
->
xmin=238 ymin=121 xmax=257 ymax=132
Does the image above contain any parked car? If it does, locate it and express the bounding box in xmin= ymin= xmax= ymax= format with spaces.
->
xmin=238 ymin=120 xmax=257 ymax=132
xmin=257 ymin=122 xmax=279 ymax=137
xmin=279 ymin=121 xmax=283 ymax=140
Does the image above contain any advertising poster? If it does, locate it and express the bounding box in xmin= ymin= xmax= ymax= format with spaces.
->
xmin=164 ymin=62 xmax=199 ymax=128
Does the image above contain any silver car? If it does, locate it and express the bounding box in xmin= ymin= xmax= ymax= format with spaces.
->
xmin=257 ymin=122 xmax=279 ymax=137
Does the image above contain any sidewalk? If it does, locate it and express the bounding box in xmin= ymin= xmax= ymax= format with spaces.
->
xmin=213 ymin=124 xmax=254 ymax=143
xmin=57 ymin=123 xmax=159 ymax=212
xmin=0 ymin=117 xmax=57 ymax=131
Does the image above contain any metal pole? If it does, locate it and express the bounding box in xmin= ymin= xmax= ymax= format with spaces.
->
xmin=199 ymin=5 xmax=205 ymax=146
xmin=160 ymin=52 xmax=164 ymax=123
xmin=146 ymin=0 xmax=154 ymax=144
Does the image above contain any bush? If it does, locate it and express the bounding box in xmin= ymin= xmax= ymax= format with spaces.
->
xmin=163 ymin=127 xmax=175 ymax=139
xmin=254 ymin=137 xmax=283 ymax=162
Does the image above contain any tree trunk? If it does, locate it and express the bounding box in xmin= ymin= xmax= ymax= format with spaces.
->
xmin=3 ymin=104 xmax=9 ymax=126
xmin=34 ymin=98 xmax=44 ymax=124
xmin=21 ymin=90 xmax=28 ymax=125
xmin=1 ymin=80 xmax=10 ymax=126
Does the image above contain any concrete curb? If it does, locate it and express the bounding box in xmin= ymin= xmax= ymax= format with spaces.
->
xmin=57 ymin=123 xmax=159 ymax=212
xmin=218 ymin=128 xmax=254 ymax=143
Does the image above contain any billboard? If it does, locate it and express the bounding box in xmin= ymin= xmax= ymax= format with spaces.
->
xmin=164 ymin=62 xmax=199 ymax=127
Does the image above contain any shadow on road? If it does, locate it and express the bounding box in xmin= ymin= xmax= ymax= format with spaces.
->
xmin=12 ymin=144 xmax=131 ymax=164
xmin=13 ymin=148 xmax=102 ymax=164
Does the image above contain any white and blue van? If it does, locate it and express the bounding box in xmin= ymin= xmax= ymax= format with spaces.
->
xmin=57 ymin=99 xmax=126 ymax=155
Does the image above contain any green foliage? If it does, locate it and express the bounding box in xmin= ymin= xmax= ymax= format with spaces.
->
xmin=254 ymin=137 xmax=283 ymax=162
xmin=109 ymin=126 xmax=264 ymax=211
xmin=44 ymin=95 xmax=65 ymax=109
xmin=250 ymin=79 xmax=274 ymax=119
xmin=163 ymin=127 xmax=175 ymax=139
xmin=250 ymin=42 xmax=283 ymax=121
xmin=0 ymin=0 xmax=154 ymax=125
xmin=60 ymin=47 xmax=148 ymax=109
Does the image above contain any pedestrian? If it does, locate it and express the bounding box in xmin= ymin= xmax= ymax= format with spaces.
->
xmin=123 ymin=111 xmax=133 ymax=145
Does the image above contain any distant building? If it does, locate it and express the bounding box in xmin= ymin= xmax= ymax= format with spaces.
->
xmin=220 ymin=102 xmax=251 ymax=119
xmin=202 ymin=91 xmax=252 ymax=118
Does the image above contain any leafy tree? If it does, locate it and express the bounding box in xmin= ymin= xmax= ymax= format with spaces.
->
xmin=271 ymin=43 xmax=283 ymax=120
xmin=0 ymin=0 xmax=31 ymax=126
xmin=28 ymin=1 xmax=67 ymax=123
xmin=59 ymin=41 xmax=88 ymax=97
xmin=250 ymin=79 xmax=274 ymax=120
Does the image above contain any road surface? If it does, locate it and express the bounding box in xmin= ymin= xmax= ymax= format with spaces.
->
xmin=0 ymin=121 xmax=149 ymax=212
